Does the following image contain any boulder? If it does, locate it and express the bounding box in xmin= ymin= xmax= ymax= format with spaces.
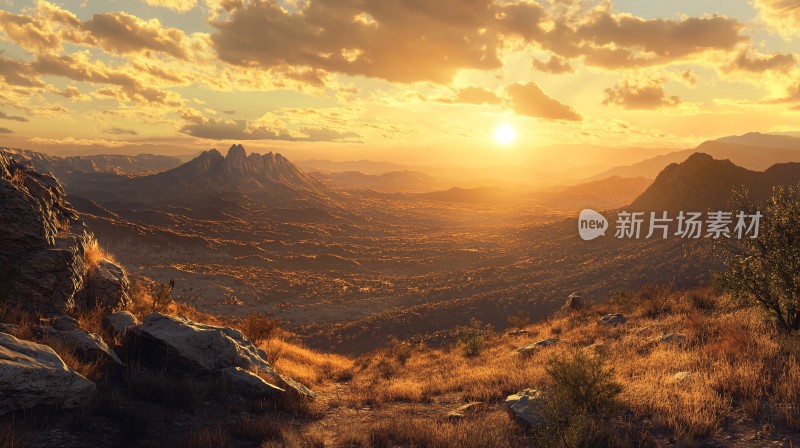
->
xmin=563 ymin=292 xmax=587 ymax=311
xmin=45 ymin=317 xmax=122 ymax=365
xmin=506 ymin=389 xmax=545 ymax=428
xmin=78 ymin=259 xmax=130 ymax=311
xmin=0 ymin=332 xmax=95 ymax=415
xmin=518 ymin=338 xmax=559 ymax=357
xmin=127 ymin=313 xmax=314 ymax=398
xmin=102 ymin=311 xmax=139 ymax=336
xmin=221 ymin=367 xmax=284 ymax=399
xmin=599 ymin=314 xmax=626 ymax=326
xmin=671 ymin=371 xmax=693 ymax=384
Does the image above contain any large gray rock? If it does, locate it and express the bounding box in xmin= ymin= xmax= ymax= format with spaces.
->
xmin=78 ymin=259 xmax=130 ymax=311
xmin=221 ymin=367 xmax=284 ymax=399
xmin=506 ymin=389 xmax=545 ymax=428
xmin=102 ymin=311 xmax=139 ymax=336
xmin=0 ymin=332 xmax=96 ymax=415
xmin=47 ymin=317 xmax=122 ymax=365
xmin=128 ymin=313 xmax=313 ymax=398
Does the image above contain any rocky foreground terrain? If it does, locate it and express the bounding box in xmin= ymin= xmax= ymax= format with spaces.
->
xmin=3 ymin=150 xmax=800 ymax=447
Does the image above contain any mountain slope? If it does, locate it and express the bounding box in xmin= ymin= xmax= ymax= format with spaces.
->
xmin=629 ymin=152 xmax=800 ymax=211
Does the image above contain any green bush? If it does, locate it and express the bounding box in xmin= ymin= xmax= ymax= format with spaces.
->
xmin=717 ymin=185 xmax=800 ymax=330
xmin=534 ymin=351 xmax=622 ymax=448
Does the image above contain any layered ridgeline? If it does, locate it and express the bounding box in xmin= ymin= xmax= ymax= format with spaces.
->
xmin=69 ymin=144 xmax=330 ymax=205
xmin=2 ymin=147 xmax=181 ymax=182
xmin=629 ymin=152 xmax=800 ymax=211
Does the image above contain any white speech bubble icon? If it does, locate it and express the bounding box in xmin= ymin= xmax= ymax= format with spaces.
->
xmin=578 ymin=209 xmax=608 ymax=241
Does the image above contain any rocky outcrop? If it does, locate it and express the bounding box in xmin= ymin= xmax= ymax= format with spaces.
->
xmin=221 ymin=367 xmax=285 ymax=400
xmin=563 ymin=293 xmax=587 ymax=311
xmin=0 ymin=332 xmax=96 ymax=415
xmin=0 ymin=151 xmax=130 ymax=314
xmin=126 ymin=313 xmax=313 ymax=398
xmin=78 ymin=259 xmax=131 ymax=310
xmin=506 ymin=389 xmax=545 ymax=428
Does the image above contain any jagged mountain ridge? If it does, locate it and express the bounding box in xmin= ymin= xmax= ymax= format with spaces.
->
xmin=68 ymin=144 xmax=330 ymax=205
xmin=629 ymin=152 xmax=800 ymax=211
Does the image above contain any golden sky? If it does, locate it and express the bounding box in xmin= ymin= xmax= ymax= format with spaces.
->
xmin=0 ymin=0 xmax=799 ymax=164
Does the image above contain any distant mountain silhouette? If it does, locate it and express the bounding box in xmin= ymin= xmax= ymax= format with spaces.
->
xmin=312 ymin=170 xmax=443 ymax=193
xmin=70 ymin=144 xmax=328 ymax=205
xmin=590 ymin=134 xmax=800 ymax=181
xmin=628 ymin=153 xmax=800 ymax=211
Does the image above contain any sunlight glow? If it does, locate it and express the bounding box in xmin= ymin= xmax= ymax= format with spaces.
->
xmin=494 ymin=123 xmax=516 ymax=145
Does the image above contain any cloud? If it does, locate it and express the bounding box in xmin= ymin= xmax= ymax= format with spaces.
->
xmin=0 ymin=127 xmax=13 ymax=134
xmin=82 ymin=13 xmax=188 ymax=58
xmin=0 ymin=111 xmax=28 ymax=122
xmin=754 ymin=0 xmax=800 ymax=38
xmin=602 ymin=78 xmax=681 ymax=109
xmin=104 ymin=127 xmax=139 ymax=135
xmin=32 ymin=54 xmax=177 ymax=104
xmin=505 ymin=82 xmax=581 ymax=121
xmin=727 ymin=50 xmax=796 ymax=73
xmin=179 ymin=115 xmax=360 ymax=141
xmin=142 ymin=0 xmax=198 ymax=12
xmin=0 ymin=57 xmax=45 ymax=88
xmin=439 ymin=87 xmax=502 ymax=105
xmin=209 ymin=1 xmax=750 ymax=83
xmin=211 ymin=0 xmax=504 ymax=83
xmin=532 ymin=55 xmax=574 ymax=74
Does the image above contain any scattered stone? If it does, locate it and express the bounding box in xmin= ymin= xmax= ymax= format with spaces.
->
xmin=446 ymin=401 xmax=488 ymax=420
xmin=0 ymin=332 xmax=95 ymax=415
xmin=599 ymin=313 xmax=626 ymax=326
xmin=563 ymin=292 xmax=587 ymax=311
xmin=671 ymin=371 xmax=693 ymax=384
xmin=506 ymin=389 xmax=545 ymax=428
xmin=585 ymin=341 xmax=606 ymax=356
xmin=657 ymin=333 xmax=688 ymax=345
xmin=518 ymin=338 xmax=559 ymax=357
xmin=102 ymin=311 xmax=139 ymax=336
xmin=507 ymin=329 xmax=529 ymax=337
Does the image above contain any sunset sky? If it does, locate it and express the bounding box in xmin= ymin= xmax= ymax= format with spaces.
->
xmin=0 ymin=0 xmax=799 ymax=165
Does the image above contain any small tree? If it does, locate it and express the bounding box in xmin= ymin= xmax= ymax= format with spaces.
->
xmin=455 ymin=318 xmax=493 ymax=358
xmin=717 ymin=185 xmax=800 ymax=330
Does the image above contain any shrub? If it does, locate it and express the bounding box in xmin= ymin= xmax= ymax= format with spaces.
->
xmin=240 ymin=312 xmax=282 ymax=364
xmin=638 ymin=283 xmax=673 ymax=317
xmin=533 ymin=351 xmax=622 ymax=447
xmin=508 ymin=309 xmax=531 ymax=329
xmin=456 ymin=318 xmax=493 ymax=358
xmin=716 ymin=184 xmax=800 ymax=330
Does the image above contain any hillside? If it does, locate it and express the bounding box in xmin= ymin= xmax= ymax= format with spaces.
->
xmin=629 ymin=153 xmax=800 ymax=211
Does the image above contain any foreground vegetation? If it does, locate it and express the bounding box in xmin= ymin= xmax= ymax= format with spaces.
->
xmin=3 ymin=274 xmax=800 ymax=447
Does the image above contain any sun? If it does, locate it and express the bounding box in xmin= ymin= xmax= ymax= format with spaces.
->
xmin=494 ymin=123 xmax=516 ymax=145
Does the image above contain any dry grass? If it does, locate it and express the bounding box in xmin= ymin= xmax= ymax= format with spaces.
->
xmin=336 ymin=411 xmax=525 ymax=448
xmin=182 ymin=425 xmax=228 ymax=448
xmin=83 ymin=237 xmax=115 ymax=272
xmin=269 ymin=338 xmax=353 ymax=385
xmin=342 ymin=287 xmax=800 ymax=445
